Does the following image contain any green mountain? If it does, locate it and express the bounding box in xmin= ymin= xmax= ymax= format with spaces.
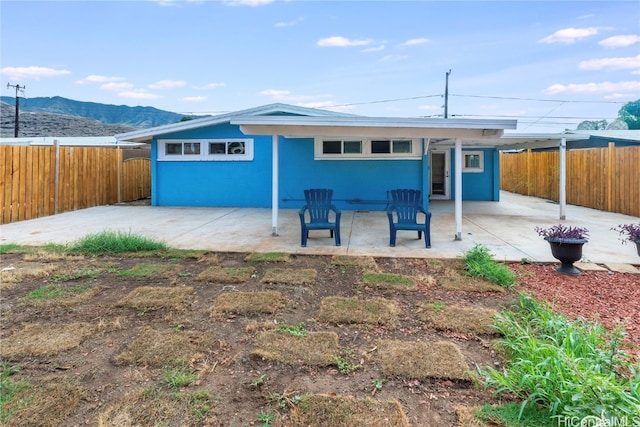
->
xmin=0 ymin=96 xmax=187 ymax=129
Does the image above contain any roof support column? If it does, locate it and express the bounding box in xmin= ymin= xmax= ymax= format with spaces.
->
xmin=271 ymin=134 xmax=279 ymax=236
xmin=454 ymin=138 xmax=462 ymax=240
xmin=559 ymin=137 xmax=567 ymax=220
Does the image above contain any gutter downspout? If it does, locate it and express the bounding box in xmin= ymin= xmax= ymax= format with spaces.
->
xmin=559 ymin=137 xmax=566 ymax=220
xmin=454 ymin=138 xmax=462 ymax=240
xmin=272 ymin=134 xmax=279 ymax=236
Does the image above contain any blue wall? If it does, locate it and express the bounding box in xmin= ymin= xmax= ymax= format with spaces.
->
xmin=150 ymin=122 xmax=499 ymax=208
xmin=450 ymin=148 xmax=500 ymax=201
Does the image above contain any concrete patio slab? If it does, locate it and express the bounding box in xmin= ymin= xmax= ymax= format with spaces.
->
xmin=1 ymin=191 xmax=639 ymax=266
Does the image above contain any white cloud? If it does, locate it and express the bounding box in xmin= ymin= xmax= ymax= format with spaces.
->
xmin=317 ymin=36 xmax=373 ymax=47
xmin=579 ymin=55 xmax=640 ymax=71
xmin=76 ymin=75 xmax=126 ymax=85
xmin=259 ymin=89 xmax=290 ymax=98
xmin=148 ymin=80 xmax=186 ymax=89
xmin=153 ymin=0 xmax=204 ymax=7
xmin=275 ymin=17 xmax=304 ymax=28
xmin=199 ymin=82 xmax=226 ymax=89
xmin=222 ymin=0 xmax=275 ymax=6
xmin=118 ymin=89 xmax=162 ymax=100
xmin=2 ymin=66 xmax=71 ymax=80
xmin=599 ymin=34 xmax=640 ymax=48
xmin=538 ymin=27 xmax=609 ymax=44
xmin=362 ymin=45 xmax=385 ymax=53
xmin=380 ymin=55 xmax=408 ymax=62
xmin=543 ymin=80 xmax=640 ymax=95
xmin=401 ymin=38 xmax=429 ymax=46
xmin=181 ymin=96 xmax=207 ymax=102
xmin=101 ymin=82 xmax=134 ymax=91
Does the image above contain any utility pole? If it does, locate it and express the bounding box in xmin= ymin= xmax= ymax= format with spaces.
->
xmin=444 ymin=69 xmax=451 ymax=119
xmin=7 ymin=83 xmax=26 ymax=137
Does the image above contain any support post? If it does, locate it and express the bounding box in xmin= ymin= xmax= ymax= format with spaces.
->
xmin=454 ymin=138 xmax=462 ymax=240
xmin=271 ymin=134 xmax=279 ymax=236
xmin=559 ymin=138 xmax=566 ymax=220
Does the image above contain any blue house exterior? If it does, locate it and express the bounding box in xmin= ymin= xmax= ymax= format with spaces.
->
xmin=117 ymin=104 xmax=517 ymax=213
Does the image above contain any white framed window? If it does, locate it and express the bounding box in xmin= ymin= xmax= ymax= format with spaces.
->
xmin=158 ymin=139 xmax=253 ymax=161
xmin=315 ymin=138 xmax=420 ymax=159
xmin=462 ymin=151 xmax=484 ymax=173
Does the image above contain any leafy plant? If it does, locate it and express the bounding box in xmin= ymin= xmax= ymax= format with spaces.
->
xmin=477 ymin=294 xmax=639 ymax=421
xmin=535 ymin=224 xmax=589 ymax=241
xmin=431 ymin=301 xmax=446 ymax=311
xmin=372 ymin=378 xmax=386 ymax=391
xmin=257 ymin=408 xmax=276 ymax=426
xmin=462 ymin=244 xmax=516 ymax=288
xmin=277 ymin=321 xmax=308 ymax=337
xmin=250 ymin=374 xmax=266 ymax=388
xmin=333 ymin=350 xmax=362 ymax=374
xmin=612 ymin=223 xmax=640 ymax=244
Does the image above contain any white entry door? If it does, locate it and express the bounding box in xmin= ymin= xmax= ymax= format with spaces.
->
xmin=429 ymin=150 xmax=450 ymax=200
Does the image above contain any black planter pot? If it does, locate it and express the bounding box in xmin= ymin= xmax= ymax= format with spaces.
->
xmin=545 ymin=237 xmax=587 ymax=275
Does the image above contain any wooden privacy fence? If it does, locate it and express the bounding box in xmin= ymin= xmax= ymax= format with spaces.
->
xmin=1 ymin=144 xmax=151 ymax=224
xmin=500 ymin=143 xmax=640 ymax=218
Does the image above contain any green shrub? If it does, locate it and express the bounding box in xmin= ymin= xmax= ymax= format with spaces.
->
xmin=477 ymin=294 xmax=640 ymax=422
xmin=462 ymin=244 xmax=516 ymax=288
xmin=68 ymin=231 xmax=168 ymax=254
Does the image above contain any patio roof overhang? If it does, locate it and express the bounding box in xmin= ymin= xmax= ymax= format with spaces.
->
xmin=231 ymin=115 xmax=522 ymax=242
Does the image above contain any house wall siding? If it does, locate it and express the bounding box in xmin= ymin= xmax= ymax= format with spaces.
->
xmin=450 ymin=147 xmax=499 ymax=201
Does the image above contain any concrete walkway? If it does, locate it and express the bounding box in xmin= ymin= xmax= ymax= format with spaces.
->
xmin=1 ymin=191 xmax=639 ymax=266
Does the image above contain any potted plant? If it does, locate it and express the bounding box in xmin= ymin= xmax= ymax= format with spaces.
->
xmin=612 ymin=223 xmax=640 ymax=257
xmin=535 ymin=224 xmax=589 ymax=275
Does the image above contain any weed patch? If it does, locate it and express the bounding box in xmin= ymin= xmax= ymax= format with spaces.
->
xmin=439 ymin=263 xmax=506 ymax=293
xmin=462 ymin=244 xmax=516 ymax=288
xmin=68 ymin=230 xmax=168 ymax=254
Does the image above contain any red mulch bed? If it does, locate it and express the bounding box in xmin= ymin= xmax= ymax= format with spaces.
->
xmin=513 ymin=263 xmax=640 ymax=359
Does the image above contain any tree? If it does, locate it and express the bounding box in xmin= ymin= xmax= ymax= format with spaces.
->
xmin=576 ymin=119 xmax=608 ymax=130
xmin=618 ymin=99 xmax=640 ymax=129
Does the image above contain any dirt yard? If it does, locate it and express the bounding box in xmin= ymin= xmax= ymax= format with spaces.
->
xmin=0 ymin=249 xmax=638 ymax=426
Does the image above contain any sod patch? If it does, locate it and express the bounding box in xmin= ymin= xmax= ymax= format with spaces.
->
xmin=97 ymin=387 xmax=216 ymax=427
xmin=362 ymin=272 xmax=417 ymax=291
xmin=244 ymin=252 xmax=290 ymax=262
xmin=376 ymin=339 xmax=469 ymax=380
xmin=318 ymin=296 xmax=398 ymax=327
xmin=3 ymin=379 xmax=85 ymax=427
xmin=196 ymin=265 xmax=255 ymax=283
xmin=116 ymin=286 xmax=193 ymax=312
xmin=0 ymin=262 xmax=60 ymax=289
xmin=260 ymin=267 xmax=317 ymax=285
xmin=418 ymin=303 xmax=499 ymax=335
xmin=439 ymin=266 xmax=506 ymax=293
xmin=289 ymin=394 xmax=410 ymax=426
xmin=115 ymin=327 xmax=218 ymax=367
xmin=117 ymin=262 xmax=184 ymax=278
xmin=252 ymin=330 xmax=340 ymax=366
xmin=0 ymin=322 xmax=95 ymax=357
xmin=210 ymin=291 xmax=286 ymax=316
xmin=330 ymin=255 xmax=379 ymax=271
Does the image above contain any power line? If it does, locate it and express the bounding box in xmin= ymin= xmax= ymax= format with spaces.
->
xmin=450 ymin=94 xmax=627 ymax=104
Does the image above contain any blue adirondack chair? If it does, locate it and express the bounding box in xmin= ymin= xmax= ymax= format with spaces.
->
xmin=387 ymin=189 xmax=432 ymax=248
xmin=299 ymin=189 xmax=341 ymax=247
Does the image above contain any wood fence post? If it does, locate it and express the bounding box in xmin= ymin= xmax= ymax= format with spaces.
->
xmin=606 ymin=142 xmax=614 ymax=212
xmin=54 ymin=139 xmax=60 ymax=214
xmin=526 ymin=149 xmax=532 ymax=196
xmin=117 ymin=147 xmax=122 ymax=203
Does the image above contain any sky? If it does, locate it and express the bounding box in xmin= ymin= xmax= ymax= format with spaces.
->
xmin=1 ymin=0 xmax=639 ymax=134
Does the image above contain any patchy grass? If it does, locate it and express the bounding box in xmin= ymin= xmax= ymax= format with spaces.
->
xmin=196 ymin=265 xmax=255 ymax=283
xmin=117 ymin=262 xmax=184 ymax=278
xmin=116 ymin=286 xmax=194 ymax=312
xmin=330 ymin=255 xmax=378 ymax=271
xmin=289 ymin=394 xmax=410 ymax=426
xmin=0 ymin=262 xmax=60 ymax=289
xmin=0 ymin=364 xmax=30 ymax=423
xmin=0 ymin=322 xmax=95 ymax=357
xmin=68 ymin=230 xmax=168 ymax=254
xmin=210 ymin=291 xmax=286 ymax=316
xmin=50 ymin=266 xmax=100 ymax=282
xmin=21 ymin=283 xmax=101 ymax=307
xmin=474 ymin=403 xmax=555 ymax=427
xmin=244 ymin=252 xmax=290 ymax=262
xmin=0 ymin=243 xmax=23 ymax=254
xmin=318 ymin=296 xmax=398 ymax=327
xmin=1 ymin=379 xmax=84 ymax=427
xmin=115 ymin=327 xmax=219 ymax=367
xmin=376 ymin=339 xmax=469 ymax=380
xmin=418 ymin=303 xmax=499 ymax=335
xmin=253 ymin=330 xmax=340 ymax=366
xmin=97 ymin=387 xmax=216 ymax=427
xmin=362 ymin=272 xmax=417 ymax=290
xmin=260 ymin=267 xmax=317 ymax=285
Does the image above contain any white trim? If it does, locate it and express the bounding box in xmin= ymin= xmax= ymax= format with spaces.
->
xmin=314 ymin=137 xmax=422 ymax=160
xmin=454 ymin=139 xmax=463 ymax=240
xmin=429 ymin=149 xmax=450 ymax=200
xmin=157 ymin=138 xmax=254 ymax=161
xmin=462 ymin=151 xmax=484 ymax=173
